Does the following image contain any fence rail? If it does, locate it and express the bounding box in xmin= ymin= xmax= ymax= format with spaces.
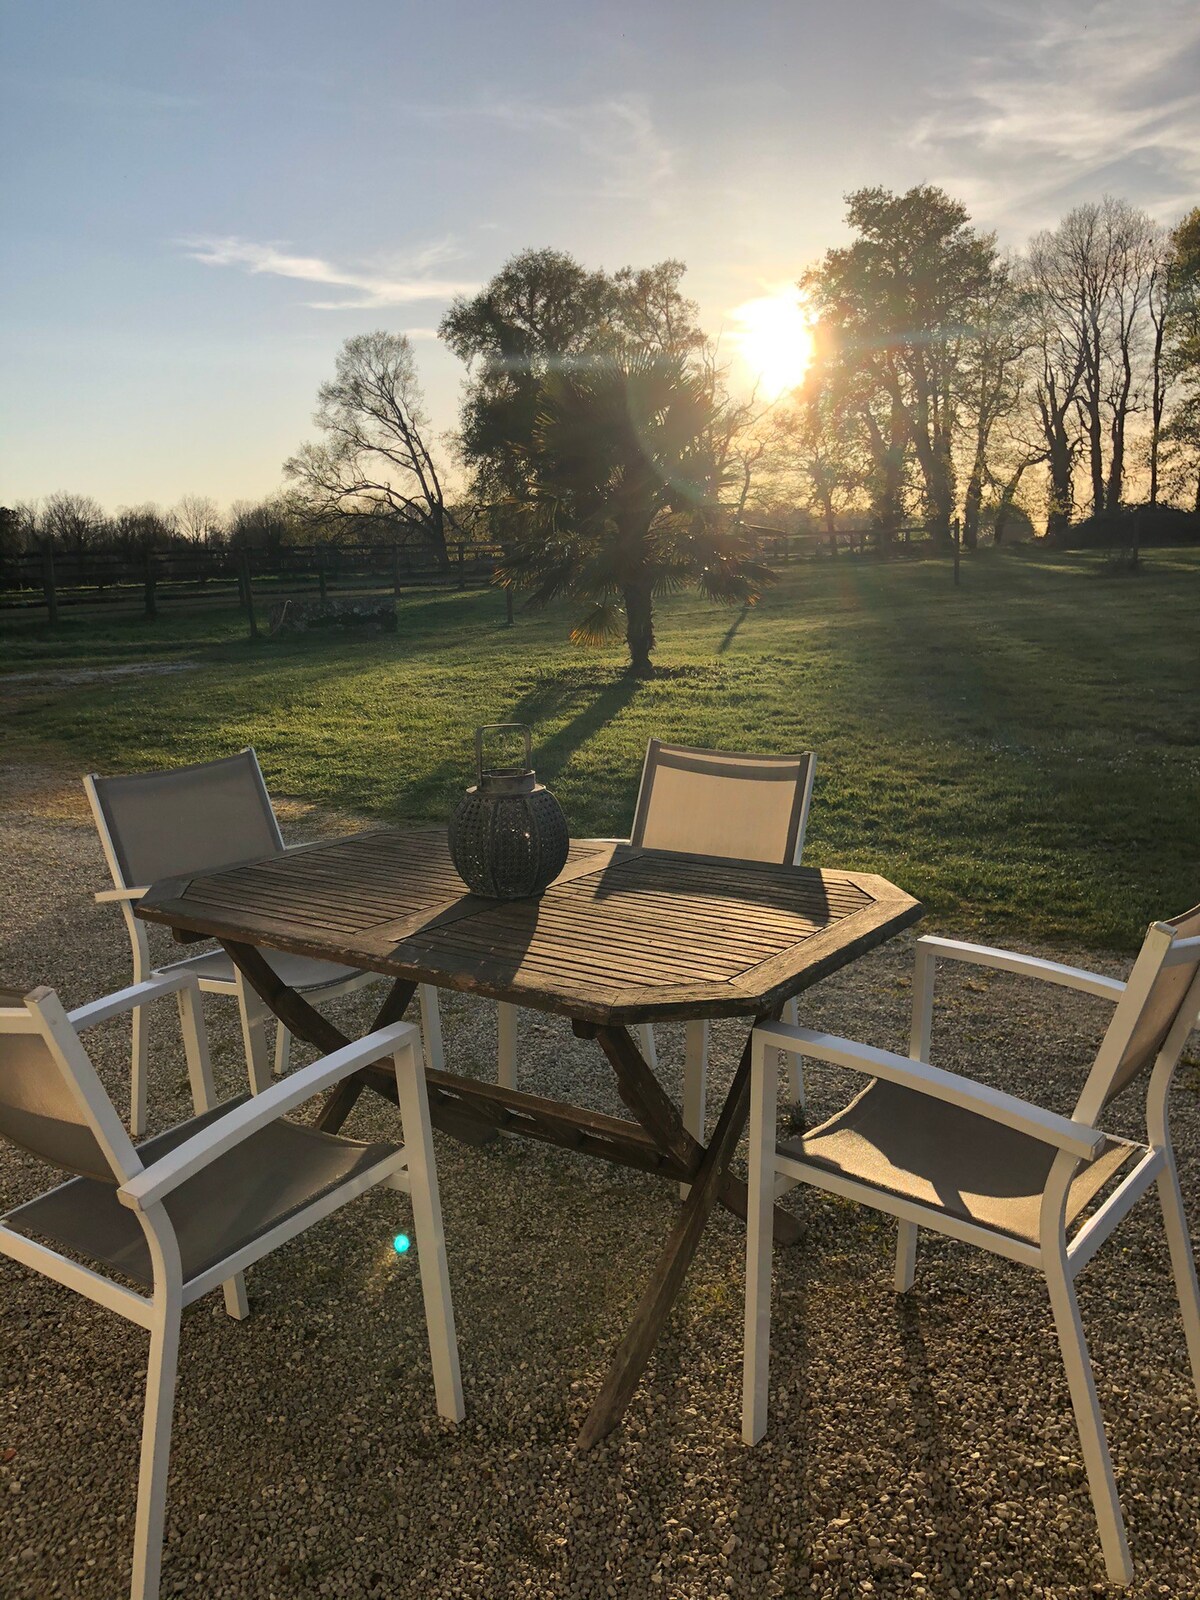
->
xmin=0 ymin=525 xmax=945 ymax=624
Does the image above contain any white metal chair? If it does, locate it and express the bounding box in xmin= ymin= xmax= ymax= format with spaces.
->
xmin=743 ymin=908 xmax=1200 ymax=1587
xmin=0 ymin=971 xmax=463 ymax=1600
xmin=86 ymin=749 xmax=444 ymax=1134
xmin=496 ymin=740 xmax=816 ymax=1187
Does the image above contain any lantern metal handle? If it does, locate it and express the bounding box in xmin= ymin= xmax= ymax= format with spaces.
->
xmin=475 ymin=723 xmax=533 ymax=781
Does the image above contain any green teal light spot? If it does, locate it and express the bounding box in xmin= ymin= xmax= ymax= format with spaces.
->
xmin=393 ymin=1233 xmax=411 ymax=1255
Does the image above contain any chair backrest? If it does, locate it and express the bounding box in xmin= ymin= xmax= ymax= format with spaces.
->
xmin=0 ymin=987 xmax=139 ymax=1184
xmin=629 ymin=739 xmax=816 ymax=865
xmin=1075 ymin=905 xmax=1200 ymax=1126
xmin=86 ymin=748 xmax=284 ymax=890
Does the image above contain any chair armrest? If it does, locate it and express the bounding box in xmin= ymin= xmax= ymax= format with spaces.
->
xmin=94 ymin=886 xmax=149 ymax=904
xmin=117 ymin=1020 xmax=419 ymax=1211
xmin=755 ymin=1022 xmax=1105 ymax=1162
xmin=915 ymin=936 xmax=1125 ymax=1001
xmin=68 ymin=971 xmax=201 ymax=1030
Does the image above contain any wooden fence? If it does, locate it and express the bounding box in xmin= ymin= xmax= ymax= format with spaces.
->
xmin=0 ymin=525 xmax=945 ymax=625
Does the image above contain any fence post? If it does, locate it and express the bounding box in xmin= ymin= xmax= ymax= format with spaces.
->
xmin=456 ymin=542 xmax=465 ymax=590
xmin=42 ymin=544 xmax=59 ymax=626
xmin=240 ymin=548 xmax=259 ymax=640
xmin=317 ymin=544 xmax=328 ymax=602
xmin=952 ymin=517 xmax=961 ymax=587
xmin=143 ymin=548 xmax=158 ymax=620
xmin=392 ymin=543 xmax=402 ymax=598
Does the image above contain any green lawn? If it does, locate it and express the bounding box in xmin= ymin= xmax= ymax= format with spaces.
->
xmin=3 ymin=546 xmax=1197 ymax=951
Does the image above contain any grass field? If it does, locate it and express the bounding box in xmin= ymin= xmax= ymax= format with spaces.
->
xmin=3 ymin=546 xmax=1197 ymax=950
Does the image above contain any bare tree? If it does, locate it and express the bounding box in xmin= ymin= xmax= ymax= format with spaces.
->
xmin=284 ymin=332 xmax=459 ymax=567
xmin=1027 ymin=198 xmax=1157 ymax=518
xmin=40 ymin=491 xmax=106 ymax=550
xmin=173 ymin=494 xmax=225 ymax=546
xmin=958 ymin=258 xmax=1031 ymax=548
xmin=1103 ymin=205 xmax=1157 ymax=511
xmin=771 ymin=359 xmax=866 ymax=552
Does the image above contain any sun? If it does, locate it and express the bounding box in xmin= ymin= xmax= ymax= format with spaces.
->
xmin=730 ymin=287 xmax=814 ymax=399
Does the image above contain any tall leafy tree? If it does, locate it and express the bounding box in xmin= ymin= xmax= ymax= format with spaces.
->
xmin=1161 ymin=208 xmax=1200 ymax=511
xmin=805 ymin=186 xmax=998 ymax=543
xmin=439 ymin=249 xmax=706 ymax=503
xmin=499 ymin=352 xmax=773 ymax=676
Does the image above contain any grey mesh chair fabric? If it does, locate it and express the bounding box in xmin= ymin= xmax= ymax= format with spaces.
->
xmin=84 ymin=749 xmax=445 ymax=1136
xmin=743 ymin=908 xmax=1200 ymax=1588
xmin=784 ymin=1078 xmax=1138 ymax=1246
xmin=5 ymin=1096 xmax=398 ymax=1288
xmin=88 ymin=750 xmax=284 ymax=888
xmin=492 ymin=740 xmax=817 ymax=1139
xmin=0 ymin=988 xmax=114 ymax=1180
xmin=0 ymin=977 xmax=463 ymax=1600
xmin=630 ymin=740 xmax=815 ymax=865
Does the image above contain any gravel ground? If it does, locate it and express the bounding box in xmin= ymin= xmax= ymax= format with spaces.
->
xmin=1 ymin=763 xmax=1198 ymax=1600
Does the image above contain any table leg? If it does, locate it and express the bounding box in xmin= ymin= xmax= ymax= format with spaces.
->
xmin=219 ymin=941 xmax=413 ymax=1132
xmin=594 ymin=1024 xmax=801 ymax=1246
xmin=577 ymin=1024 xmax=761 ymax=1450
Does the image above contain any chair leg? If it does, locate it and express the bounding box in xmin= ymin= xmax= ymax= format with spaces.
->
xmin=222 ymin=1275 xmax=250 ymax=1320
xmin=680 ymin=1020 xmax=708 ymax=1200
xmin=1157 ymin=1158 xmax=1200 ymax=1399
xmin=497 ymin=1002 xmax=518 ymax=1089
xmin=175 ymin=986 xmax=215 ymax=1115
xmin=273 ymin=1022 xmax=291 ymax=1079
xmin=234 ymin=974 xmax=272 ymax=1096
xmin=130 ymin=1003 xmax=150 ymax=1138
xmin=742 ymin=1038 xmax=779 ymax=1446
xmin=418 ymin=984 xmax=445 ymax=1073
xmin=1044 ymin=1258 xmax=1133 ymax=1586
xmin=392 ymin=1039 xmax=464 ymax=1424
xmin=895 ymin=1219 xmax=918 ymax=1293
xmin=784 ymin=997 xmax=804 ymax=1105
xmin=130 ymin=1297 xmax=182 ymax=1600
xmin=635 ymin=1023 xmax=658 ymax=1071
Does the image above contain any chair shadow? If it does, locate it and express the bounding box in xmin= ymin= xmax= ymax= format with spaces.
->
xmin=894 ymin=1292 xmax=974 ymax=1580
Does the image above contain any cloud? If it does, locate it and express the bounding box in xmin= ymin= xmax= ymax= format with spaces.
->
xmin=415 ymin=93 xmax=675 ymax=203
xmin=179 ymin=236 xmax=479 ymax=309
xmin=908 ymin=0 xmax=1200 ymax=232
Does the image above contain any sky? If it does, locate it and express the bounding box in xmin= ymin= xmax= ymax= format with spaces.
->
xmin=2 ymin=0 xmax=1198 ymax=510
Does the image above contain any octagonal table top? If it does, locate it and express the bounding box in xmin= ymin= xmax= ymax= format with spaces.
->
xmin=137 ymin=828 xmax=922 ymax=1024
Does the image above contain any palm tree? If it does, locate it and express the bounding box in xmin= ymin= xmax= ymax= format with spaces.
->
xmin=499 ymin=352 xmax=774 ymax=676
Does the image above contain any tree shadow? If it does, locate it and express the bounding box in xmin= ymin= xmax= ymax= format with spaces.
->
xmin=717 ymin=604 xmax=752 ymax=654
xmin=396 ymin=668 xmax=646 ymax=825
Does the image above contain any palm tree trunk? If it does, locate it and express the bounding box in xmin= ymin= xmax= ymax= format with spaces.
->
xmin=623 ymin=579 xmax=656 ymax=677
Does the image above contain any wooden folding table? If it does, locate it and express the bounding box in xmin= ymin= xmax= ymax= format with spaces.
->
xmin=138 ymin=828 xmax=921 ymax=1446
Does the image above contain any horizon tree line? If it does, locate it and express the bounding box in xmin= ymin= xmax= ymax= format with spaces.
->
xmin=5 ymin=186 xmax=1199 ymax=670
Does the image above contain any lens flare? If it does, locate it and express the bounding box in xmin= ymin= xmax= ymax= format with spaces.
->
xmin=393 ymin=1233 xmax=411 ymax=1255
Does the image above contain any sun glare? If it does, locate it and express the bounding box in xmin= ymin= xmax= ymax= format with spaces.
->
xmin=730 ymin=288 xmax=814 ymax=399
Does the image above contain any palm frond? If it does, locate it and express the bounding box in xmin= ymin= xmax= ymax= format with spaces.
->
xmin=570 ymin=601 xmax=626 ymax=645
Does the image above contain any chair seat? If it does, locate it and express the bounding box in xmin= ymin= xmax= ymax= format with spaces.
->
xmin=780 ymin=1079 xmax=1139 ymax=1245
xmin=3 ymin=1098 xmax=399 ymax=1289
xmin=165 ymin=947 xmax=366 ymax=994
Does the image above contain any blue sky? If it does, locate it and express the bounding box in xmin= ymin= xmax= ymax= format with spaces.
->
xmin=2 ymin=0 xmax=1198 ymax=508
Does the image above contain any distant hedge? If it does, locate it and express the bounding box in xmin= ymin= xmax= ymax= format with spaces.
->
xmin=1061 ymin=504 xmax=1200 ymax=549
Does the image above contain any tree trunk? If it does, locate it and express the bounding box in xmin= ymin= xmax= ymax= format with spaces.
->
xmin=819 ymin=493 xmax=838 ymax=556
xmin=623 ymin=579 xmax=656 ymax=677
xmin=1047 ymin=426 xmax=1074 ymax=543
xmin=426 ymin=507 xmax=451 ymax=571
xmin=962 ymin=464 xmax=983 ymax=550
xmin=993 ymin=462 xmax=1030 ymax=545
